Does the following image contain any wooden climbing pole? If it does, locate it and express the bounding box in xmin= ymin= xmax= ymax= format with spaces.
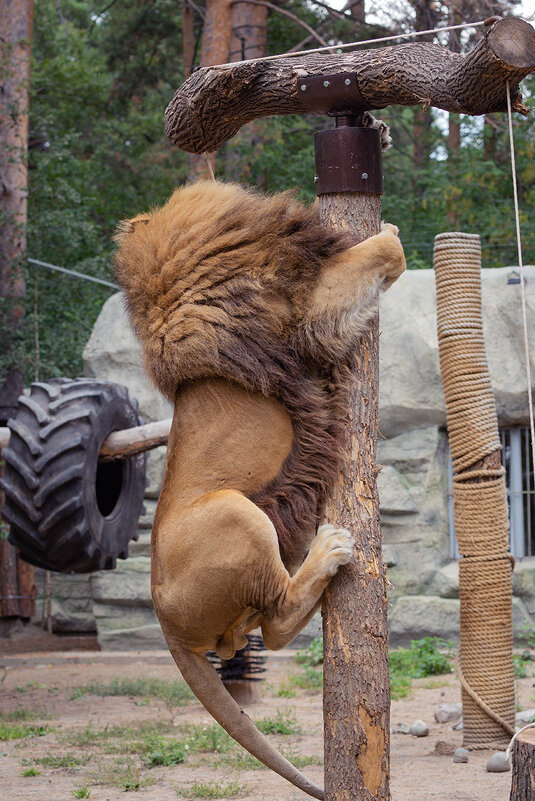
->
xmin=315 ymin=121 xmax=389 ymax=800
xmin=433 ymin=233 xmax=515 ymax=749
xmin=163 ymin=15 xmax=535 ymax=798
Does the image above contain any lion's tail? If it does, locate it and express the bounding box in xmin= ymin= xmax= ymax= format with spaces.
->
xmin=163 ymin=630 xmax=324 ymax=800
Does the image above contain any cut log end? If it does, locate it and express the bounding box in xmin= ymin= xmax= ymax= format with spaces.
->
xmin=489 ymin=17 xmax=535 ymax=70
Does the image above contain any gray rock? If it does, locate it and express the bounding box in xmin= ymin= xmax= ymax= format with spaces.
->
xmin=409 ymin=720 xmax=429 ymax=737
xmin=33 ymin=570 xmax=96 ymax=634
xmin=392 ymin=722 xmax=411 ymax=735
xmin=452 ymin=719 xmax=463 ymax=731
xmin=377 ymin=465 xmax=417 ymax=515
xmin=389 ymin=596 xmax=460 ymax=646
xmin=512 ymin=597 xmax=533 ymax=642
xmin=435 ymin=703 xmax=462 ymax=724
xmin=145 ymin=446 xmax=167 ymax=499
xmin=516 ymin=709 xmax=535 ymax=725
xmin=382 ymin=544 xmax=399 ymax=568
xmin=90 ymin=557 xmax=152 ymax=608
xmin=427 ymin=562 xmax=459 ymax=599
xmin=379 ymin=266 xmax=535 ymax=437
xmin=486 ymin=751 xmax=510 ymax=773
xmin=83 ymin=292 xmax=173 ymax=424
xmin=453 ymin=747 xmax=469 ymax=763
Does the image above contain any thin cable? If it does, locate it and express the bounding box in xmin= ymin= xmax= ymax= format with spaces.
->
xmin=506 ymin=81 xmax=535 ymax=494
xmin=211 ymin=19 xmax=487 ymax=68
xmin=28 ymin=257 xmax=118 ymax=289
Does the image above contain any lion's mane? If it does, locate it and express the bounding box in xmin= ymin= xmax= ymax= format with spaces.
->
xmin=114 ymin=181 xmax=359 ymax=561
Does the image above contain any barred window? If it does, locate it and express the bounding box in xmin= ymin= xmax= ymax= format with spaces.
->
xmin=449 ymin=427 xmax=534 ymax=560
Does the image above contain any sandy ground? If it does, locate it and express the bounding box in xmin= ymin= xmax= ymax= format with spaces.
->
xmin=0 ymin=642 xmax=532 ymax=801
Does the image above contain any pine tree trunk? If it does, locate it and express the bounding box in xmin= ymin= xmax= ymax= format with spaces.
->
xmin=319 ymin=193 xmax=390 ymax=801
xmin=188 ymin=0 xmax=233 ymax=179
xmin=0 ymin=0 xmax=34 ymax=420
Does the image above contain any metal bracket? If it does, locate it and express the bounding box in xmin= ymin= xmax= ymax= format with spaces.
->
xmin=297 ymin=72 xmax=371 ymax=115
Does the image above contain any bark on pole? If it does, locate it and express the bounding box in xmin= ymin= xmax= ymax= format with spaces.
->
xmin=318 ymin=151 xmax=389 ymax=799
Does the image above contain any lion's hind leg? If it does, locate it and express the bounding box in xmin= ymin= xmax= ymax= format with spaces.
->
xmin=261 ymin=524 xmax=353 ymax=651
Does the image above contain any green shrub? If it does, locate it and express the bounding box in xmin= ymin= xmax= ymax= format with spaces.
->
xmin=256 ymin=709 xmax=301 ymax=735
xmin=295 ymin=637 xmax=323 ymax=667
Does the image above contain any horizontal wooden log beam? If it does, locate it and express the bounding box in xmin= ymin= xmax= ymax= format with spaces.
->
xmin=165 ymin=17 xmax=535 ymax=153
xmin=0 ymin=418 xmax=172 ymax=461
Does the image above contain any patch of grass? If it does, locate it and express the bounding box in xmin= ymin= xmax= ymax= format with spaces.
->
xmin=256 ymin=709 xmax=301 ymax=735
xmin=16 ymin=682 xmax=50 ymax=692
xmin=141 ymin=735 xmax=188 ymax=767
xmin=0 ymin=723 xmax=50 ymax=741
xmin=390 ymin=673 xmax=412 ymax=701
xmin=70 ymin=678 xmax=194 ymax=707
xmin=36 ymin=753 xmax=89 ymax=769
xmin=276 ymin=683 xmax=297 ymax=698
xmin=213 ymin=751 xmax=264 ymax=771
xmin=63 ymin=720 xmax=174 ymax=749
xmin=177 ymin=780 xmax=247 ymax=798
xmin=22 ymin=767 xmax=40 ymax=776
xmin=514 ymin=651 xmax=534 ymax=679
xmin=420 ymin=678 xmax=451 ymax=690
xmin=295 ymin=637 xmax=323 ymax=667
xmin=72 ymin=786 xmax=91 ymax=798
xmin=285 ymin=667 xmax=323 ymax=692
xmin=279 ymin=748 xmax=323 ymax=768
xmin=87 ymin=758 xmax=152 ymax=791
xmin=180 ymin=723 xmax=235 ymax=754
xmin=389 ymin=638 xmax=454 ymax=679
xmin=0 ymin=708 xmax=48 ymax=722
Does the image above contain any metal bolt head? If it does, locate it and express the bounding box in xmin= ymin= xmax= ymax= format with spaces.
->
xmin=344 ymin=78 xmax=351 ymax=85
xmin=300 ymin=84 xmax=307 ymax=91
xmin=362 ymin=172 xmax=368 ymax=180
xmin=323 ymin=80 xmax=330 ymax=87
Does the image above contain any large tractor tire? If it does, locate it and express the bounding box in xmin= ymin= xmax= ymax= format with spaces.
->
xmin=0 ymin=379 xmax=147 ymax=573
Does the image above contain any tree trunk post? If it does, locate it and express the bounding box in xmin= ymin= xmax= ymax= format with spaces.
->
xmin=510 ymin=727 xmax=535 ymax=801
xmin=317 ymin=116 xmax=390 ymax=801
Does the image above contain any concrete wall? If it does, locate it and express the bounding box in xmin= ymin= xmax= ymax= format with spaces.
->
xmin=38 ymin=266 xmax=535 ymax=649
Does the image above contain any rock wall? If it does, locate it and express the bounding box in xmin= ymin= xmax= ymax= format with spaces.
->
xmin=36 ymin=266 xmax=535 ymax=649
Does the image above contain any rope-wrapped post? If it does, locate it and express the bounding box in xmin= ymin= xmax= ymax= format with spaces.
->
xmin=433 ymin=232 xmax=515 ymax=750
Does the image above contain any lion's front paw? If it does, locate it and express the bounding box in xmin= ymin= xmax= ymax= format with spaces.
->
xmin=380 ymin=221 xmax=399 ymax=237
xmin=312 ymin=523 xmax=354 ymax=576
xmin=378 ymin=223 xmax=406 ymax=289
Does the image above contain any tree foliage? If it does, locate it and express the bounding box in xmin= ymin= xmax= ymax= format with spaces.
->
xmin=23 ymin=0 xmax=535 ymax=382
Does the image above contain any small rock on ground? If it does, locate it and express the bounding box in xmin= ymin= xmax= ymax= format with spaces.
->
xmin=486 ymin=751 xmax=510 ymax=773
xmin=392 ymin=722 xmax=410 ymax=735
xmin=435 ymin=703 xmax=462 ymax=724
xmin=410 ymin=720 xmax=429 ymax=737
xmin=434 ymin=740 xmax=456 ymax=756
xmin=453 ymin=747 xmax=469 ymax=763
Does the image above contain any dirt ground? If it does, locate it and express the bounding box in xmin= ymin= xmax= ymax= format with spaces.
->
xmin=0 ymin=638 xmax=532 ymax=801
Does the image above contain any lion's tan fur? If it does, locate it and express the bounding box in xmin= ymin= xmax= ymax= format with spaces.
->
xmin=113 ymin=181 xmax=405 ymax=798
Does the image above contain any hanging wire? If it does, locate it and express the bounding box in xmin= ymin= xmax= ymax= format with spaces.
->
xmin=210 ymin=19 xmax=488 ymax=68
xmin=28 ymin=257 xmax=118 ymax=289
xmin=505 ymin=81 xmax=535 ymax=496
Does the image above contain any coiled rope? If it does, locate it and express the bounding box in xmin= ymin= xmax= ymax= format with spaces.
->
xmin=434 ymin=232 xmax=516 ymax=750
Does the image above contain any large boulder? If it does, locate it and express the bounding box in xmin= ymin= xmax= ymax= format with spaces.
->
xmin=83 ymin=292 xmax=172 ymax=424
xmin=379 ymin=265 xmax=535 ymax=437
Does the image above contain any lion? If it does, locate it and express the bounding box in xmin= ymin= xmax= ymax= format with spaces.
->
xmin=114 ymin=180 xmax=405 ymax=800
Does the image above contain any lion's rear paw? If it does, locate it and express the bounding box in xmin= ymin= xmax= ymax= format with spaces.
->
xmin=313 ymin=524 xmax=354 ymax=575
